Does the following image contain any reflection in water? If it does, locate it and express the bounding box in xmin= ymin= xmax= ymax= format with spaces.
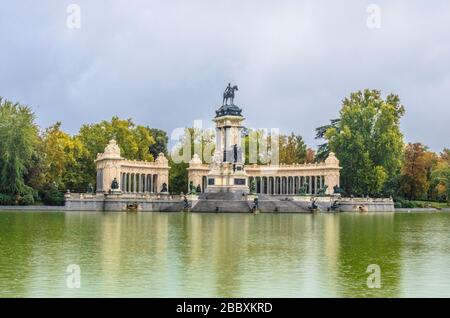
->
xmin=0 ymin=211 xmax=449 ymax=297
xmin=335 ymin=213 xmax=401 ymax=297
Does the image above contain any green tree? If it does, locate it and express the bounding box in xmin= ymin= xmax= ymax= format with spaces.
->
xmin=169 ymin=157 xmax=188 ymax=195
xmin=430 ymin=160 xmax=450 ymax=203
xmin=169 ymin=127 xmax=214 ymax=194
xmin=399 ymin=143 xmax=430 ymax=200
xmin=441 ymin=148 xmax=450 ymax=164
xmin=315 ymin=119 xmax=340 ymax=162
xmin=39 ymin=122 xmax=89 ymax=192
xmin=323 ymin=89 xmax=405 ymax=196
xmin=75 ymin=117 xmax=156 ymax=188
xmin=244 ymin=129 xmax=273 ymax=165
xmin=0 ymin=97 xmax=39 ymax=196
xmin=279 ymin=133 xmax=308 ymax=164
xmin=149 ymin=128 xmax=169 ymax=157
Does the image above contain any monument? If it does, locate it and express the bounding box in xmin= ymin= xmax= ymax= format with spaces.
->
xmin=205 ymin=83 xmax=249 ymax=193
xmin=188 ymin=83 xmax=342 ymax=197
xmin=64 ymin=83 xmax=395 ymax=212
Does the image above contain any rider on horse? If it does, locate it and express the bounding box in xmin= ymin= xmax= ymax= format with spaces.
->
xmin=223 ymin=83 xmax=239 ymax=105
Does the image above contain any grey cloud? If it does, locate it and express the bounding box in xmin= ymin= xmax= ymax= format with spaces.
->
xmin=0 ymin=0 xmax=449 ymax=151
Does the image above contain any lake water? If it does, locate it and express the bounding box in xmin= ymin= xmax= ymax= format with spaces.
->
xmin=0 ymin=211 xmax=449 ymax=298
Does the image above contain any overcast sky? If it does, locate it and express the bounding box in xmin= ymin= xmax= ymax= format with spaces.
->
xmin=1 ymin=1 xmax=449 ymax=151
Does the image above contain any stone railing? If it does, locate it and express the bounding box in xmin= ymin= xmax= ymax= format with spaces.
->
xmin=246 ymin=162 xmax=339 ymax=171
xmin=65 ymin=192 xmax=181 ymax=201
xmin=121 ymin=159 xmax=168 ymax=168
xmin=338 ymin=197 xmax=394 ymax=203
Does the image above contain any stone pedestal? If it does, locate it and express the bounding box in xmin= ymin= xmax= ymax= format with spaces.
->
xmin=205 ymin=102 xmax=249 ymax=194
xmin=206 ymin=162 xmax=249 ymax=194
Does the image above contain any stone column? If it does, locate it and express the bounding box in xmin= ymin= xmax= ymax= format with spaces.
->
xmin=289 ymin=177 xmax=291 ymax=194
xmin=154 ymin=175 xmax=158 ymax=193
xmin=273 ymin=177 xmax=277 ymax=195
xmin=305 ymin=176 xmax=311 ymax=194
xmin=143 ymin=174 xmax=146 ymax=193
xmin=216 ymin=127 xmax=222 ymax=154
xmin=263 ymin=177 xmax=266 ymax=194
xmin=312 ymin=176 xmax=316 ymax=194
xmin=285 ymin=177 xmax=288 ymax=195
xmin=150 ymin=174 xmax=153 ymax=193
xmin=292 ymin=177 xmax=295 ymax=194
xmin=257 ymin=177 xmax=261 ymax=194
xmin=287 ymin=177 xmax=290 ymax=194
xmin=280 ymin=177 xmax=283 ymax=194
xmin=225 ymin=128 xmax=230 ymax=158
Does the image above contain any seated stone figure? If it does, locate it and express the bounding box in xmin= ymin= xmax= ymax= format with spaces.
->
xmin=298 ymin=184 xmax=308 ymax=196
xmin=111 ymin=178 xmax=119 ymax=190
xmin=333 ymin=185 xmax=344 ymax=195
xmin=249 ymin=179 xmax=256 ymax=194
xmin=317 ymin=185 xmax=328 ymax=196
xmin=189 ymin=181 xmax=196 ymax=194
xmin=86 ymin=183 xmax=94 ymax=194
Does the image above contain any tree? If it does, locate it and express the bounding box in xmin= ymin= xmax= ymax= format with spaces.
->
xmin=279 ymin=133 xmax=308 ymax=164
xmin=148 ymin=128 xmax=169 ymax=158
xmin=441 ymin=148 xmax=450 ymax=164
xmin=75 ymin=117 xmax=156 ymax=188
xmin=430 ymin=160 xmax=450 ymax=203
xmin=323 ymin=89 xmax=405 ymax=196
xmin=169 ymin=157 xmax=188 ymax=195
xmin=0 ymin=97 xmax=38 ymax=196
xmin=423 ymin=150 xmax=439 ymax=200
xmin=39 ymin=122 xmax=89 ymax=192
xmin=169 ymin=127 xmax=214 ymax=194
xmin=243 ymin=129 xmax=270 ymax=165
xmin=399 ymin=143 xmax=430 ymax=200
xmin=306 ymin=148 xmax=316 ymax=163
xmin=315 ymin=119 xmax=340 ymax=162
xmin=77 ymin=117 xmax=156 ymax=162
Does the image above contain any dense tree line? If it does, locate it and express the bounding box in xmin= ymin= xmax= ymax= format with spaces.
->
xmin=316 ymin=89 xmax=450 ymax=203
xmin=0 ymin=97 xmax=168 ymax=205
xmin=1 ymin=91 xmax=449 ymax=204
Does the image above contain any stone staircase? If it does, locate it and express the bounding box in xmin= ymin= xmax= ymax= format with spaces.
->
xmin=158 ymin=201 xmax=185 ymax=212
xmin=191 ymin=199 xmax=251 ymax=213
xmin=198 ymin=192 xmax=247 ymax=201
xmin=258 ymin=200 xmax=310 ymax=213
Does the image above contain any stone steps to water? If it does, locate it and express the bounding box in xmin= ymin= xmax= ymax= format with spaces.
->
xmin=258 ymin=200 xmax=310 ymax=213
xmin=159 ymin=201 xmax=185 ymax=212
xmin=198 ymin=192 xmax=247 ymax=201
xmin=191 ymin=200 xmax=252 ymax=213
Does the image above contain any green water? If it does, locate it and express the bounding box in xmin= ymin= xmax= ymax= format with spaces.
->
xmin=0 ymin=211 xmax=449 ymax=298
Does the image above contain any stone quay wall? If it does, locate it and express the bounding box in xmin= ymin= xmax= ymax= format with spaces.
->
xmin=0 ymin=195 xmax=395 ymax=213
xmin=336 ymin=197 xmax=395 ymax=212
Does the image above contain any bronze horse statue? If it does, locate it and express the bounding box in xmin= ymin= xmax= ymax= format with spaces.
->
xmin=223 ymin=83 xmax=239 ymax=105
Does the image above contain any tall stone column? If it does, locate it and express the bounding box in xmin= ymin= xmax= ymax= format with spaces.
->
xmin=216 ymin=127 xmax=222 ymax=154
xmin=150 ymin=174 xmax=153 ymax=193
xmin=225 ymin=128 xmax=231 ymax=160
